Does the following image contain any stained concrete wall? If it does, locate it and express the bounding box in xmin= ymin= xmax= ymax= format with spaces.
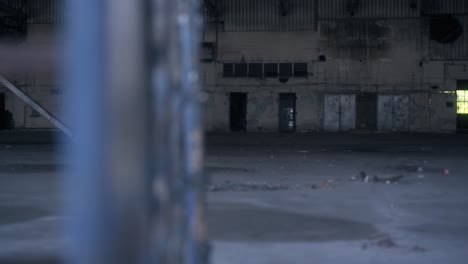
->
xmin=1 ymin=24 xmax=59 ymax=129
xmin=1 ymin=18 xmax=466 ymax=133
xmin=202 ymin=18 xmax=467 ymax=132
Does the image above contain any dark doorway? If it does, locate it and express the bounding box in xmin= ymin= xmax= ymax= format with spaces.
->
xmin=0 ymin=93 xmax=12 ymax=130
xmin=230 ymin=93 xmax=247 ymax=131
xmin=356 ymin=93 xmax=377 ymax=130
xmin=279 ymin=93 xmax=296 ymax=132
xmin=0 ymin=94 xmax=4 ymax=129
xmin=457 ymin=81 xmax=468 ymax=132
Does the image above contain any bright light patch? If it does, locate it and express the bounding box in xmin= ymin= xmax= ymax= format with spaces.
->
xmin=457 ymin=90 xmax=468 ymax=114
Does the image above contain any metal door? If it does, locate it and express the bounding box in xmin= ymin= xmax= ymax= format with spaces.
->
xmin=279 ymin=93 xmax=296 ymax=132
xmin=324 ymin=95 xmax=340 ymax=132
xmin=378 ymin=95 xmax=394 ymax=130
xmin=393 ymin=95 xmax=409 ymax=131
xmin=324 ymin=94 xmax=355 ymax=132
xmin=378 ymin=95 xmax=409 ymax=131
xmin=340 ymin=95 xmax=356 ymax=131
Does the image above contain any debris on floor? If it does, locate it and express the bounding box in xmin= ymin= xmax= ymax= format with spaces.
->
xmin=377 ymin=174 xmax=404 ymax=183
xmin=361 ymin=243 xmax=368 ymax=250
xmin=376 ymin=237 xmax=397 ymax=248
xmin=360 ymin=171 xmax=370 ymax=182
xmin=207 ymin=181 xmax=332 ymax=192
xmin=367 ymin=233 xmax=398 ymax=249
xmin=363 ymin=234 xmax=430 ymax=252
xmin=207 ymin=182 xmax=289 ymax=192
xmin=354 ymin=171 xmax=404 ymax=184
xmin=410 ymin=245 xmax=427 ymax=253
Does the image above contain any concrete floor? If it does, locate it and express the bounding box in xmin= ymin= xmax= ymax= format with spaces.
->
xmin=1 ymin=131 xmax=468 ymax=263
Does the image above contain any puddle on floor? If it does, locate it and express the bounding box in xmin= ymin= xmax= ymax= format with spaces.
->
xmin=208 ymin=203 xmax=377 ymax=242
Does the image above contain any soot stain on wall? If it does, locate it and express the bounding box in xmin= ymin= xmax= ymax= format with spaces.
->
xmin=320 ymin=20 xmax=392 ymax=60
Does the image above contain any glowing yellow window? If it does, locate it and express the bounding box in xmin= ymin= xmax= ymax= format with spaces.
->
xmin=457 ymin=90 xmax=468 ymax=114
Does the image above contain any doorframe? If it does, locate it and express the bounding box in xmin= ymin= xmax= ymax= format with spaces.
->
xmin=355 ymin=92 xmax=377 ymax=131
xmin=229 ymin=92 xmax=247 ymax=132
xmin=0 ymin=93 xmax=5 ymax=130
xmin=323 ymin=93 xmax=356 ymax=132
xmin=278 ymin=93 xmax=296 ymax=133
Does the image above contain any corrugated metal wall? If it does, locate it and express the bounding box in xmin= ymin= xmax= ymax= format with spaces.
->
xmin=218 ymin=0 xmax=468 ymax=60
xmin=318 ymin=19 xmax=392 ymax=42
xmin=0 ymin=0 xmax=60 ymax=24
xmin=3 ymin=0 xmax=467 ymax=60
xmin=221 ymin=0 xmax=316 ymax=31
xmin=26 ymin=0 xmax=62 ymax=24
xmin=421 ymin=0 xmax=468 ymax=15
xmin=220 ymin=0 xmax=421 ymax=31
xmin=0 ymin=0 xmax=25 ymax=9
xmin=318 ymin=0 xmax=419 ymax=20
xmin=219 ymin=0 xmax=468 ymax=25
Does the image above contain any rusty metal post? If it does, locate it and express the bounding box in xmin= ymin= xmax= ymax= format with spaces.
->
xmin=64 ymin=0 xmax=207 ymax=263
xmin=64 ymin=0 xmax=152 ymax=263
xmin=150 ymin=0 xmax=208 ymax=263
xmin=177 ymin=0 xmax=207 ymax=263
xmin=63 ymin=0 xmax=110 ymax=264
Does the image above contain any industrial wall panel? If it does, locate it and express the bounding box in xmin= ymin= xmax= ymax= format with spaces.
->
xmin=318 ymin=0 xmax=420 ymax=20
xmin=12 ymin=0 xmax=467 ymax=27
xmin=324 ymin=94 xmax=355 ymax=132
xmin=0 ymin=0 xmax=63 ymax=24
xmin=393 ymin=95 xmax=409 ymax=131
xmin=324 ymin=95 xmax=340 ymax=132
xmin=221 ymin=0 xmax=316 ymax=32
xmin=430 ymin=93 xmax=457 ymax=131
xmin=421 ymin=0 xmax=468 ymax=15
xmin=0 ymin=0 xmax=61 ymax=24
xmin=26 ymin=0 xmax=62 ymax=24
xmin=0 ymin=0 xmax=23 ymax=9
xmin=318 ymin=19 xmax=393 ymax=45
xmin=378 ymin=95 xmax=409 ymax=131
xmin=378 ymin=95 xmax=394 ymax=130
xmin=340 ymin=94 xmax=356 ymax=131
